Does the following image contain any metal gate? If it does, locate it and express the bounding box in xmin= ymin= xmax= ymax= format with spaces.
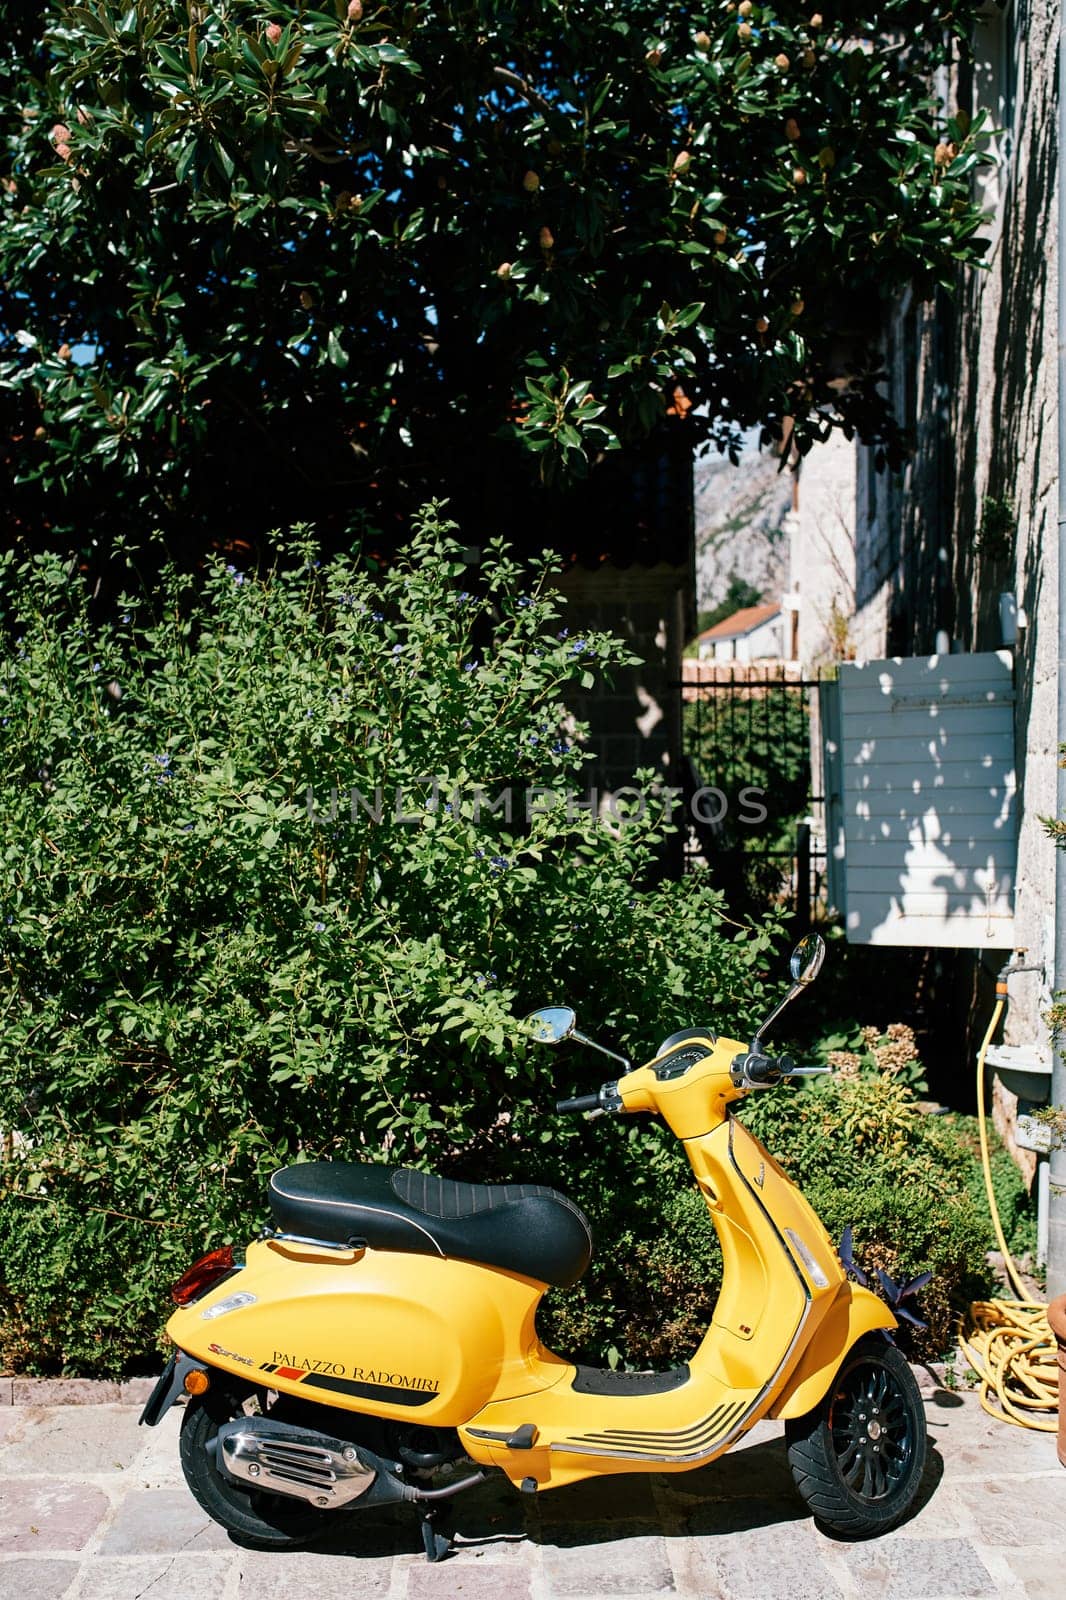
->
xmin=675 ymin=664 xmax=827 ymax=929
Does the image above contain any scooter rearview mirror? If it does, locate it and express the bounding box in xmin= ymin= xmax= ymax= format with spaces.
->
xmin=752 ymin=931 xmax=827 ymax=1049
xmin=789 ymin=933 xmax=826 ymax=987
xmin=525 ymin=1006 xmax=577 ymax=1046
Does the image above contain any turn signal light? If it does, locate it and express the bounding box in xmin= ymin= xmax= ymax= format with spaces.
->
xmin=170 ymin=1246 xmax=237 ymax=1307
xmin=183 ymin=1369 xmax=211 ymax=1396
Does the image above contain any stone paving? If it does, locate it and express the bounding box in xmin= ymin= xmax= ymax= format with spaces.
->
xmin=0 ymin=1375 xmax=1062 ymax=1600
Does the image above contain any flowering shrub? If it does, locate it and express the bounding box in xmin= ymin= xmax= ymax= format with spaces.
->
xmin=0 ymin=504 xmax=782 ymax=1373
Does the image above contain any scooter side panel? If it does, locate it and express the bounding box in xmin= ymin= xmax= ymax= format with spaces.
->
xmin=167 ymin=1239 xmax=562 ymax=1427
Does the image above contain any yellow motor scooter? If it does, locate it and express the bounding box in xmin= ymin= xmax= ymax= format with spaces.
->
xmin=141 ymin=934 xmax=927 ymax=1559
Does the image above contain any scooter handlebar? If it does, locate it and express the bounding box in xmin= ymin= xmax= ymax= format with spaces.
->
xmin=555 ymin=1082 xmax=621 ymax=1116
xmin=555 ymin=1093 xmax=603 ymax=1114
xmin=732 ymin=1051 xmax=796 ymax=1086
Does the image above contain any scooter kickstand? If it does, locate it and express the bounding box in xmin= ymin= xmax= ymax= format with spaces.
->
xmin=420 ymin=1508 xmax=452 ymax=1563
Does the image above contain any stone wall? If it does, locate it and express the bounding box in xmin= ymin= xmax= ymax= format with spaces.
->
xmin=844 ymin=0 xmax=1058 ymax=1049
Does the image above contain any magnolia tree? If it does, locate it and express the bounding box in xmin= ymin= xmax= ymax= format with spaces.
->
xmin=1 ymin=1 xmax=990 ymax=549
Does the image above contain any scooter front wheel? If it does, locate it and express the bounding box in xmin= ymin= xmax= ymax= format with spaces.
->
xmin=180 ymin=1387 xmax=334 ymax=1550
xmin=785 ymin=1335 xmax=926 ymax=1538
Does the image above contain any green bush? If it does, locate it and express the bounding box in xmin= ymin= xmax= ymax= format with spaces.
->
xmin=938 ymin=1113 xmax=1038 ymax=1264
xmin=0 ymin=507 xmax=784 ymax=1375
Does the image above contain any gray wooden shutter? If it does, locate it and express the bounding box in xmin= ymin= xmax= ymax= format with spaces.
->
xmin=820 ymin=652 xmax=1016 ymax=947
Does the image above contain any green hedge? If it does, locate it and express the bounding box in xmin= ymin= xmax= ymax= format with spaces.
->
xmin=0 ymin=510 xmax=784 ymax=1374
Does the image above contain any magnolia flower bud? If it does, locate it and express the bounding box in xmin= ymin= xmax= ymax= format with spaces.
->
xmin=818 ymin=145 xmax=836 ymax=169
xmin=538 ymin=226 xmax=554 ymax=251
xmin=738 ymin=1 xmax=753 ymax=14
xmin=774 ymin=53 xmax=791 ymax=72
xmin=266 ymin=22 xmax=282 ymax=43
xmin=694 ymin=31 xmax=711 ymax=50
xmin=785 ymin=117 xmax=801 ymax=141
xmin=58 ymin=343 xmax=72 ymax=361
xmin=790 ymin=297 xmax=805 ymax=316
xmin=737 ymin=22 xmax=753 ymax=41
xmin=713 ymin=227 xmax=728 ymax=245
xmin=347 ymin=0 xmax=363 ymax=18
xmin=793 ymin=167 xmax=808 ymax=185
xmin=522 ymin=169 xmax=540 ymax=192
xmin=496 ymin=261 xmax=512 ymax=279
xmin=51 ymin=123 xmax=71 ymax=145
xmin=809 ymin=12 xmax=823 ymax=27
xmin=673 ymin=150 xmax=692 ymax=174
xmin=755 ymin=316 xmax=769 ymax=334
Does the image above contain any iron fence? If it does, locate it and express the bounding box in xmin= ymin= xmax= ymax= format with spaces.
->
xmin=672 ymin=663 xmax=830 ymax=929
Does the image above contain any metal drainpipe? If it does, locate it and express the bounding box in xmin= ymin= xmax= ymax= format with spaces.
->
xmin=1050 ymin=1 xmax=1066 ymax=1299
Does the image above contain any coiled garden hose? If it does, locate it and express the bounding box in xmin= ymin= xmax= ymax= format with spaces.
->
xmin=958 ymin=978 xmax=1059 ymax=1431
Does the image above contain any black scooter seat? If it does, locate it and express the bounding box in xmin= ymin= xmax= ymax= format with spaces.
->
xmin=268 ymin=1162 xmax=592 ymax=1288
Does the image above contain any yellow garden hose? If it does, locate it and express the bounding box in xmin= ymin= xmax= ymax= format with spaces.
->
xmin=958 ymin=977 xmax=1059 ymax=1431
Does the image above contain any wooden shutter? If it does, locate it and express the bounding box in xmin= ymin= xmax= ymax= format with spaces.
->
xmin=821 ymin=652 xmax=1016 ymax=947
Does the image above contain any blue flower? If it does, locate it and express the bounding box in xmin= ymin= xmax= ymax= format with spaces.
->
xmin=464 ymin=661 xmax=478 ymax=673
xmin=518 ymin=597 xmax=532 ymax=609
xmin=570 ymin=639 xmax=587 ymax=655
xmin=121 ymin=612 xmax=130 ymax=624
xmin=372 ymin=611 xmax=384 ymax=622
xmin=528 ymin=735 xmax=539 ymax=744
xmin=154 ymin=753 xmax=171 ymax=767
xmin=392 ymin=643 xmax=403 ymax=655
xmin=313 ymin=920 xmax=325 ymax=932
xmin=556 ymin=628 xmax=569 ymax=640
xmin=490 ymin=855 xmax=509 ymax=873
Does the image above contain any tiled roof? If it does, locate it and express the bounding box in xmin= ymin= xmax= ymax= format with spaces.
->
xmin=697 ymin=602 xmax=780 ymax=642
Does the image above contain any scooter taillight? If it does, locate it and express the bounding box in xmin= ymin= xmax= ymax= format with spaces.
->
xmin=171 ymin=1246 xmax=237 ymax=1307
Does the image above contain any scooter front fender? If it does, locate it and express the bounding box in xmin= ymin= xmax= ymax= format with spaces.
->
xmin=768 ymin=1282 xmax=897 ymax=1421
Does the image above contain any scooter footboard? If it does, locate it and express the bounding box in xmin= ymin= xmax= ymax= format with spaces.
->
xmin=768 ymin=1282 xmax=896 ymax=1421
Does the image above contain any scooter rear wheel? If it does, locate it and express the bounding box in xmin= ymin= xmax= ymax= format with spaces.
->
xmin=785 ymin=1335 xmax=926 ymax=1538
xmin=180 ymin=1387 xmax=334 ymax=1549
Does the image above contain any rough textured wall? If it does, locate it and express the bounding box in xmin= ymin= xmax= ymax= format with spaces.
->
xmin=947 ymin=0 xmax=1059 ymax=1045
xmin=836 ymin=3 xmax=1057 ymax=1064
xmin=791 ymin=429 xmax=858 ymax=667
